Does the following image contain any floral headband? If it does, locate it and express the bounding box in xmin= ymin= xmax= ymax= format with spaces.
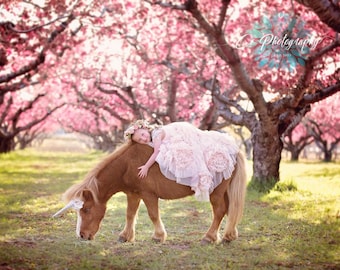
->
xmin=124 ymin=119 xmax=151 ymax=140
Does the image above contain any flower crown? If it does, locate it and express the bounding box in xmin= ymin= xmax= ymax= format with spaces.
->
xmin=124 ymin=119 xmax=151 ymax=140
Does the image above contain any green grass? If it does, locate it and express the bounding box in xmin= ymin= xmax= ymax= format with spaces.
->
xmin=0 ymin=149 xmax=339 ymax=270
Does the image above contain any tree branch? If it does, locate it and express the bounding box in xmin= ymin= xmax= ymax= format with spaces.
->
xmin=300 ymin=81 xmax=340 ymax=105
xmin=94 ymin=80 xmax=133 ymax=106
xmin=0 ymin=79 xmax=41 ymax=92
xmin=10 ymin=93 xmax=45 ymax=131
xmin=16 ymin=103 xmax=65 ymax=134
xmin=6 ymin=14 xmax=71 ymax=34
xmin=295 ymin=0 xmax=340 ymax=32
xmin=76 ymin=87 xmax=128 ymax=123
xmin=94 ymin=81 xmax=145 ymax=119
xmin=0 ymin=13 xmax=75 ymax=85
xmin=289 ymin=35 xmax=340 ymax=108
xmin=182 ymin=0 xmax=269 ymax=119
xmin=216 ymin=0 xmax=231 ymax=31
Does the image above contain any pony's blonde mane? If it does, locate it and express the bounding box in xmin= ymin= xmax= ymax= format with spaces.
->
xmin=62 ymin=141 xmax=133 ymax=203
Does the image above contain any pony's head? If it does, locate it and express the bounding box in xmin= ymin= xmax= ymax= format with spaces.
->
xmin=52 ymin=141 xmax=143 ymax=240
xmin=53 ymin=189 xmax=106 ymax=240
xmin=76 ymin=189 xmax=106 ymax=240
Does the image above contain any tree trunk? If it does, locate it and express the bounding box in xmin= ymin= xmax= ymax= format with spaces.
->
xmin=323 ymin=150 xmax=332 ymax=162
xmin=250 ymin=124 xmax=283 ymax=191
xmin=0 ymin=137 xmax=15 ymax=153
xmin=290 ymin=149 xmax=300 ymax=161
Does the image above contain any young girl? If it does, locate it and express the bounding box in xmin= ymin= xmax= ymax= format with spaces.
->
xmin=124 ymin=120 xmax=239 ymax=201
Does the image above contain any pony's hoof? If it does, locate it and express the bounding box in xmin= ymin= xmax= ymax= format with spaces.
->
xmin=152 ymin=237 xmax=162 ymax=243
xmin=221 ymin=238 xmax=232 ymax=245
xmin=118 ymin=236 xmax=128 ymax=243
xmin=200 ymin=237 xmax=213 ymax=245
xmin=224 ymin=228 xmax=238 ymax=241
xmin=222 ymin=233 xmax=237 ymax=243
xmin=152 ymin=232 xmax=166 ymax=243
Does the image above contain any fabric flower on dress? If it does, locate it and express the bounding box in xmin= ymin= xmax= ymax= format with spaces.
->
xmin=206 ymin=151 xmax=229 ymax=173
xmin=171 ymin=140 xmax=194 ymax=170
xmin=124 ymin=119 xmax=150 ymax=140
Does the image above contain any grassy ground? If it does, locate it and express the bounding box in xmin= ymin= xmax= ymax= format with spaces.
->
xmin=0 ymin=146 xmax=339 ymax=270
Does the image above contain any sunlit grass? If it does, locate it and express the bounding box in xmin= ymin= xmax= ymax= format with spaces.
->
xmin=0 ymin=149 xmax=339 ymax=269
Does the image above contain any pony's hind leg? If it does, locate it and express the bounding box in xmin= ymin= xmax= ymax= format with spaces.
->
xmin=119 ymin=194 xmax=141 ymax=242
xmin=222 ymin=191 xmax=239 ymax=242
xmin=222 ymin=152 xmax=247 ymax=243
xmin=202 ymin=182 xmax=229 ymax=244
xmin=142 ymin=195 xmax=167 ymax=243
xmin=222 ymin=189 xmax=238 ymax=243
xmin=223 ymin=221 xmax=238 ymax=243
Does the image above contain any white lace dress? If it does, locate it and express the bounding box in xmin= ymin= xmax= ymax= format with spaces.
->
xmin=149 ymin=122 xmax=239 ymax=201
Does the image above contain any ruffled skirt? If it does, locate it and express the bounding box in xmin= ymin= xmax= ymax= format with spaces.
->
xmin=154 ymin=122 xmax=239 ymax=201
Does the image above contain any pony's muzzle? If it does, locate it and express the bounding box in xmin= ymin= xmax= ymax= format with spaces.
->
xmin=79 ymin=231 xmax=94 ymax=240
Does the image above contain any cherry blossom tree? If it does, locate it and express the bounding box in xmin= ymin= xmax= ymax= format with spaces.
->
xmin=0 ymin=0 xmax=117 ymax=152
xmin=283 ymin=123 xmax=314 ymax=161
xmin=0 ymin=87 xmax=65 ymax=152
xmin=283 ymin=93 xmax=340 ymax=161
xmin=0 ymin=1 xmax=77 ymax=152
xmin=303 ymin=94 xmax=340 ymax=161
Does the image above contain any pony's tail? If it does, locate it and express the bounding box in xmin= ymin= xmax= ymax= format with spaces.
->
xmin=224 ymin=152 xmax=247 ymax=240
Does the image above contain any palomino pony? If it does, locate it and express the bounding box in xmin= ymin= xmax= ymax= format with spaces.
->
xmin=53 ymin=141 xmax=247 ymax=243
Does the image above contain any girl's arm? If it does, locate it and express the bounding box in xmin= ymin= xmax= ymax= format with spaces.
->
xmin=138 ymin=130 xmax=164 ymax=178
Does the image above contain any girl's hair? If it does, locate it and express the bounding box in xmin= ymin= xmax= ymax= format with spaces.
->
xmin=124 ymin=119 xmax=158 ymax=140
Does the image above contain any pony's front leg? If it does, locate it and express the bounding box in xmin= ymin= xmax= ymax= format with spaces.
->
xmin=119 ymin=193 xmax=141 ymax=242
xmin=142 ymin=195 xmax=167 ymax=243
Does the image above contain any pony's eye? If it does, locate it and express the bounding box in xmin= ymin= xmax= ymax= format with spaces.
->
xmin=82 ymin=208 xmax=90 ymax=214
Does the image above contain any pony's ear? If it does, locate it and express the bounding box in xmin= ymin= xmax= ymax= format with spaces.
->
xmin=81 ymin=189 xmax=94 ymax=202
